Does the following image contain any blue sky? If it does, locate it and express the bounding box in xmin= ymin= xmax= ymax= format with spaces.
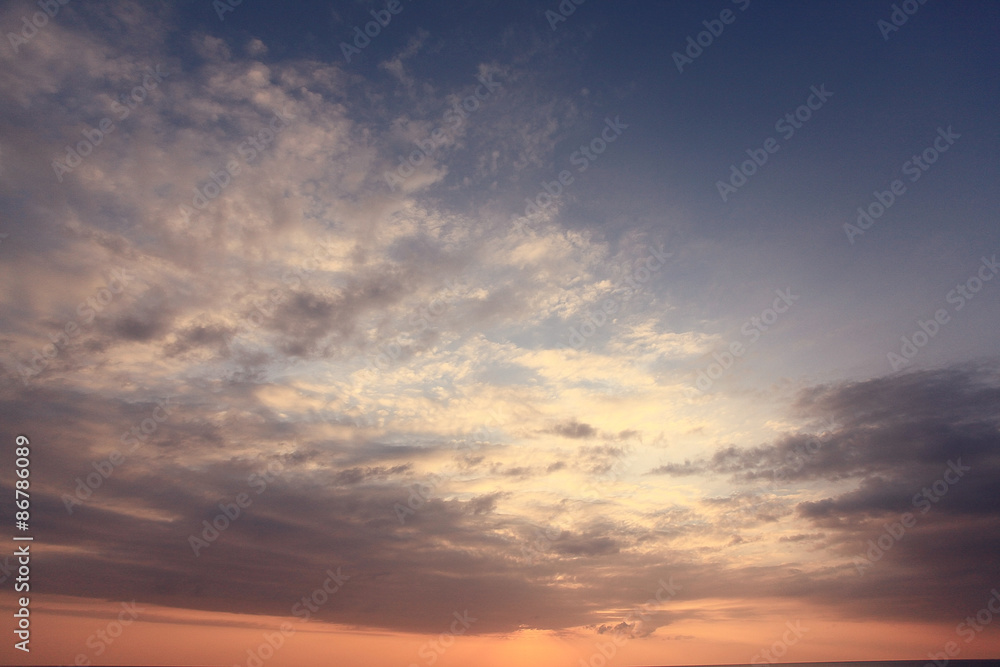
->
xmin=1 ymin=1 xmax=999 ymax=666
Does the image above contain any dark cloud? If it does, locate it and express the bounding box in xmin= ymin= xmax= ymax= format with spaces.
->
xmin=165 ymin=322 xmax=236 ymax=357
xmin=4 ymin=364 xmax=1000 ymax=635
xmin=1 ymin=0 xmax=997 ymax=657
xmin=108 ymin=286 xmax=177 ymax=342
xmin=578 ymin=444 xmax=631 ymax=476
xmin=551 ymin=533 xmax=619 ymax=557
xmin=464 ymin=492 xmax=506 ymax=515
xmin=332 ymin=464 xmax=412 ymax=486
xmin=596 ymin=621 xmax=633 ymax=635
xmin=549 ymin=420 xmax=597 ymax=439
xmin=647 ymin=460 xmax=703 ymax=476
xmin=779 ymin=533 xmax=825 ymax=542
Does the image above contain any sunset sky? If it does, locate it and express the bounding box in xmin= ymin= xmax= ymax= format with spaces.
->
xmin=1 ymin=1 xmax=999 ymax=666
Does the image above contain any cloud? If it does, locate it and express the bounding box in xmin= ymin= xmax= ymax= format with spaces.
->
xmin=778 ymin=533 xmax=824 ymax=543
xmin=2 ymin=0 xmax=998 ymax=645
xmin=548 ymin=420 xmax=597 ymax=439
xmin=647 ymin=460 xmax=703 ymax=476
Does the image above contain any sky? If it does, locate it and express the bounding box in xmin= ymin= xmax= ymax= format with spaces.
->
xmin=0 ymin=0 xmax=999 ymax=666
